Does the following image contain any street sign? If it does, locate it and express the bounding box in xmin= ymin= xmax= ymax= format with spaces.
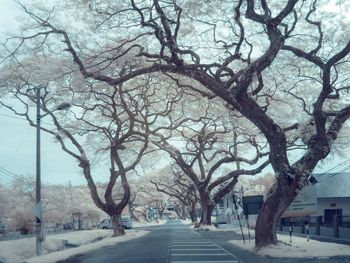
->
xmin=32 ymin=202 xmax=43 ymax=221
xmin=242 ymin=195 xmax=263 ymax=215
xmin=282 ymin=184 xmax=317 ymax=217
xmin=32 ymin=202 xmax=43 ymax=222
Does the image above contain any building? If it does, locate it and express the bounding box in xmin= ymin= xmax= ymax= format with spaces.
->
xmin=215 ymin=172 xmax=350 ymax=226
xmin=315 ymin=172 xmax=350 ymax=224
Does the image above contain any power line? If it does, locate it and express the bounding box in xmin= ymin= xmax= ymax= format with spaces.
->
xmin=317 ymin=161 xmax=350 ymax=183
xmin=0 ymin=166 xmax=33 ymax=184
xmin=0 ymin=113 xmax=28 ymax=122
xmin=321 ymin=159 xmax=350 ymax=174
xmin=0 ymin=171 xmax=30 ymax=184
xmin=0 ymin=112 xmax=55 ymax=126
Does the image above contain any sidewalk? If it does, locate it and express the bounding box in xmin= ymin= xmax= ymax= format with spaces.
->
xmin=197 ymin=226 xmax=350 ymax=263
xmin=277 ymin=230 xmax=350 ymax=246
xmin=0 ymin=229 xmax=148 ymax=263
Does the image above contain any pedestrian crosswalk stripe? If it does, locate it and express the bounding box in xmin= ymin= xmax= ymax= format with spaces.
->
xmin=171 ymin=245 xmax=217 ymax=247
xmin=170 ymin=227 xmax=240 ymax=263
xmin=171 ymin=261 xmax=239 ymax=263
xmin=172 ymin=253 xmax=229 ymax=256
xmin=172 ymin=248 xmax=220 ymax=251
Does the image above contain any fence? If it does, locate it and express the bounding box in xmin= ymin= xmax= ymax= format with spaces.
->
xmin=278 ymin=215 xmax=350 ymax=240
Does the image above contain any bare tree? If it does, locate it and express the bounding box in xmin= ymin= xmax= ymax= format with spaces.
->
xmin=151 ymin=164 xmax=199 ymax=223
xmin=0 ymin=71 xmax=181 ymax=235
xmin=153 ymin=113 xmax=269 ymax=226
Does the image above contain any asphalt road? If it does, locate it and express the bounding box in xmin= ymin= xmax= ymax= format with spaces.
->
xmin=57 ymin=220 xmax=350 ymax=263
xmin=57 ymin=221 xmax=175 ymax=263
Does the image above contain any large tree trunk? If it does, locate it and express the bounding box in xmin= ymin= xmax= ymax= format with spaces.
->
xmin=128 ymin=202 xmax=139 ymax=222
xmin=255 ymin=175 xmax=299 ymax=248
xmin=181 ymin=204 xmax=187 ymax=220
xmin=111 ymin=214 xmax=125 ymax=236
xmin=200 ymin=201 xmax=214 ymax=225
xmin=188 ymin=201 xmax=198 ymax=223
xmin=197 ymin=187 xmax=215 ymax=226
xmin=189 ymin=210 xmax=197 ymax=223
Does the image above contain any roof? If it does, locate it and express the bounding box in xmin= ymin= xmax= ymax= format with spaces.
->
xmin=315 ymin=173 xmax=350 ymax=198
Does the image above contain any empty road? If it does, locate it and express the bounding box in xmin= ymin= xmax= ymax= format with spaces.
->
xmin=58 ymin=220 xmax=350 ymax=263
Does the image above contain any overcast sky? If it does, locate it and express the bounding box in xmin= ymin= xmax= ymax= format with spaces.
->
xmin=0 ymin=0 xmax=349 ymax=187
xmin=0 ymin=1 xmax=91 ymax=186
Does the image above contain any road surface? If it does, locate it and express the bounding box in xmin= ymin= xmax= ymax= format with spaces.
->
xmin=58 ymin=220 xmax=350 ymax=263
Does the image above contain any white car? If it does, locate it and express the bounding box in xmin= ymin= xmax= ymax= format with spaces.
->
xmin=97 ymin=216 xmax=132 ymax=230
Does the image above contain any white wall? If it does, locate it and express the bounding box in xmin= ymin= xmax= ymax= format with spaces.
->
xmin=317 ymin=197 xmax=350 ymax=216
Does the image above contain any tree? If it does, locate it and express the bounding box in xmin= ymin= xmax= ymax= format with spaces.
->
xmin=0 ymin=66 xmax=181 ymax=235
xmin=0 ymin=183 xmax=10 ymax=221
xmin=5 ymin=176 xmax=36 ymax=234
xmin=150 ymin=164 xmax=199 ymax=223
xmin=128 ymin=170 xmax=173 ymax=222
xmin=2 ymin=0 xmax=350 ymax=248
xmin=153 ymin=109 xmax=269 ymax=226
xmin=43 ymin=184 xmax=105 ymax=228
xmin=0 ymin=174 xmax=104 ymax=232
xmin=241 ymin=172 xmax=275 ymax=197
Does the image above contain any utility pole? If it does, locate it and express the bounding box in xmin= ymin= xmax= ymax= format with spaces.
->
xmin=34 ymin=87 xmax=70 ymax=255
xmin=69 ymin=180 xmax=74 ymax=225
xmin=35 ymin=87 xmax=43 ymax=256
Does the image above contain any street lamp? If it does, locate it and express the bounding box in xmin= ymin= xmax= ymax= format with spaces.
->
xmin=35 ymin=87 xmax=71 ymax=255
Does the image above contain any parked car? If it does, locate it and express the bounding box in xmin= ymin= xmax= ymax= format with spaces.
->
xmin=97 ymin=216 xmax=132 ymax=230
xmin=16 ymin=226 xmax=30 ymax=235
xmin=13 ymin=221 xmax=34 ymax=235
xmin=0 ymin=222 xmax=7 ymax=234
xmin=63 ymin=222 xmax=75 ymax=230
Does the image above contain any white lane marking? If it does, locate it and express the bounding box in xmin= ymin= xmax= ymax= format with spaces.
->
xmin=171 ymin=245 xmax=217 ymax=247
xmin=207 ymin=241 xmax=239 ymax=260
xmin=172 ymin=248 xmax=221 ymax=251
xmin=172 ymin=242 xmax=212 ymax=245
xmin=172 ymin=253 xmax=228 ymax=256
xmin=170 ymin=230 xmax=241 ymax=263
xmin=171 ymin=261 xmax=239 ymax=263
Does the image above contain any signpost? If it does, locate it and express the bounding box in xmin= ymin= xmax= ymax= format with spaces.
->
xmin=233 ymin=194 xmax=245 ymax=243
xmin=242 ymin=195 xmax=263 ymax=241
xmin=242 ymin=195 xmax=264 ymax=216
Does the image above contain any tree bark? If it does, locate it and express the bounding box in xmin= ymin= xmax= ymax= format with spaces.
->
xmin=188 ymin=201 xmax=198 ymax=223
xmin=181 ymin=204 xmax=187 ymax=220
xmin=199 ymin=196 xmax=214 ymax=225
xmin=111 ymin=214 xmax=125 ymax=236
xmin=189 ymin=210 xmax=197 ymax=223
xmin=200 ymin=204 xmax=214 ymax=225
xmin=255 ymin=175 xmax=299 ymax=248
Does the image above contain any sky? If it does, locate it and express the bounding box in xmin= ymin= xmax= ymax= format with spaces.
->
xmin=0 ymin=0 xmax=349 ymax=187
xmin=0 ymin=2 xmax=113 ymax=186
xmin=0 ymin=0 xmax=20 ymax=33
xmin=0 ymin=1 xmax=87 ymax=186
xmin=0 ymin=109 xmax=86 ymax=186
